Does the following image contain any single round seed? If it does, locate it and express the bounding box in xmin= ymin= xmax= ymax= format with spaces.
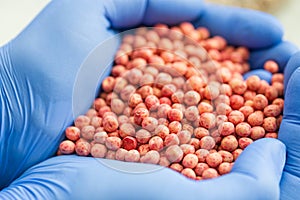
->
xmin=221 ymin=135 xmax=238 ymax=152
xmin=140 ymin=150 xmax=160 ymax=164
xmin=165 ymin=145 xmax=184 ymax=163
xmin=119 ymin=123 xmax=135 ymax=138
xmin=264 ymin=60 xmax=279 ymax=73
xmin=228 ymin=110 xmax=244 ymax=125
xmin=59 ymin=140 xmax=75 ymax=154
xmin=125 ymin=150 xmax=140 ymax=162
xmin=263 ymin=117 xmax=278 ymax=132
xmin=154 ymin=124 xmax=170 ymax=140
xmin=202 ymin=168 xmax=219 ymax=179
xmin=65 ymin=126 xmax=80 ymax=141
xmin=170 ymin=163 xmax=184 ymax=172
xmin=253 ymin=94 xmax=268 ymax=110
xmin=115 ymin=148 xmax=128 ymax=161
xmin=168 ymin=109 xmax=184 ymax=122
xmin=105 ymin=136 xmax=122 ymax=151
xmin=218 ymin=122 xmax=235 ymax=136
xmin=218 ymin=162 xmax=232 ymax=175
xmin=232 ymin=149 xmax=243 ymax=161
xmin=81 ymin=125 xmax=96 ymax=141
xmin=122 ymin=136 xmax=137 ymax=151
xmin=164 ymin=133 xmax=180 ymax=147
xmin=75 ymin=139 xmax=91 ymax=156
xmin=195 ymin=149 xmax=210 ymax=162
xmin=206 ymin=152 xmax=223 ymax=168
xmin=235 ymin=122 xmax=251 ymax=137
xmin=184 ymin=90 xmax=201 ymax=106
xmin=230 ymin=95 xmax=244 ymax=110
xmin=185 ymin=106 xmax=199 ymax=121
xmin=168 ymin=121 xmax=182 ymax=134
xmin=199 ymin=112 xmax=216 ymax=129
xmin=142 ymin=117 xmax=158 ymax=132
xmin=75 ymin=115 xmax=91 ymax=129
xmin=149 ymin=136 xmax=164 ymax=151
xmin=91 ymin=144 xmax=107 ymax=158
xmin=218 ymin=150 xmax=234 ymax=163
xmin=238 ymin=137 xmax=253 ymax=149
xmin=94 ymin=131 xmax=108 ymax=144
xmin=200 ymin=136 xmax=216 ymax=150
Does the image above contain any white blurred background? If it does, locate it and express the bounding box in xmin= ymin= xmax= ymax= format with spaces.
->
xmin=0 ymin=0 xmax=299 ymax=47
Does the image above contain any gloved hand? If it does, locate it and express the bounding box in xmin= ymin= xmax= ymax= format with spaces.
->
xmin=276 ymin=52 xmax=300 ymax=200
xmin=0 ymin=0 xmax=298 ymax=199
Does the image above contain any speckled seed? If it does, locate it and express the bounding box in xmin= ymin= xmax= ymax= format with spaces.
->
xmin=246 ymin=75 xmax=261 ymax=91
xmin=202 ymin=168 xmax=219 ymax=179
xmin=194 ymin=127 xmax=210 ymax=139
xmin=239 ymin=106 xmax=254 ymax=119
xmin=115 ymin=148 xmax=128 ymax=161
xmin=168 ymin=109 xmax=184 ymax=122
xmin=154 ymin=125 xmax=170 ymax=140
xmin=235 ymin=122 xmax=251 ymax=137
xmin=182 ymin=154 xmax=199 ymax=168
xmin=195 ymin=149 xmax=210 ymax=162
xmin=247 ymin=111 xmax=264 ymax=126
xmin=181 ymin=168 xmax=196 ymax=179
xmin=141 ymin=150 xmax=160 ymax=164
xmin=168 ymin=121 xmax=182 ymax=134
xmin=218 ymin=162 xmax=232 ymax=175
xmin=164 ymin=133 xmax=180 ymax=147
xmin=253 ymin=94 xmax=268 ymax=110
xmin=102 ymin=116 xmax=119 ymax=133
xmin=135 ymin=129 xmax=151 ymax=144
xmin=105 ymin=136 xmax=122 ymax=151
xmin=119 ymin=123 xmax=135 ymax=138
xmin=122 ymin=136 xmax=137 ymax=150
xmin=170 ymin=163 xmax=184 ymax=172
xmin=238 ymin=137 xmax=253 ymax=149
xmin=199 ymin=113 xmax=216 ymax=129
xmin=263 ymin=104 xmax=281 ymax=117
xmin=200 ymin=136 xmax=216 ymax=150
xmin=141 ymin=117 xmax=158 ymax=132
xmin=189 ymin=138 xmax=200 ymax=150
xmin=218 ymin=150 xmax=234 ymax=163
xmin=94 ymin=131 xmax=108 ymax=144
xmin=180 ymin=144 xmax=195 ymax=156
xmin=81 ymin=125 xmax=95 ymax=141
xmin=149 ymin=136 xmax=164 ymax=151
xmin=59 ymin=140 xmax=75 ymax=154
xmin=75 ymin=115 xmax=91 ymax=129
xmin=220 ymin=135 xmax=238 ymax=152
xmin=125 ymin=150 xmax=140 ymax=162
xmin=228 ymin=110 xmax=245 ymax=125
xmin=206 ymin=152 xmax=223 ymax=168
xmin=185 ymin=106 xmax=199 ymax=121
xmin=75 ymin=140 xmax=91 ymax=156
xmin=218 ymin=122 xmax=235 ymax=136
xmin=194 ymin=163 xmax=209 ymax=176
xmin=65 ymin=126 xmax=80 ymax=141
xmin=232 ymin=149 xmax=243 ymax=161
xmin=230 ymin=95 xmax=244 ymax=110
xmin=184 ymin=91 xmax=201 ymax=106
xmin=177 ymin=130 xmax=192 ymax=144
xmin=263 ymin=117 xmax=278 ymax=132
xmin=91 ymin=144 xmax=107 ymax=158
xmin=165 ymin=145 xmax=184 ymax=163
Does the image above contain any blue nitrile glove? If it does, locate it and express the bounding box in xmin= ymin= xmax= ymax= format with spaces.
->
xmin=0 ymin=139 xmax=285 ymax=200
xmin=0 ymin=0 xmax=298 ymax=199
xmin=276 ymin=52 xmax=300 ymax=200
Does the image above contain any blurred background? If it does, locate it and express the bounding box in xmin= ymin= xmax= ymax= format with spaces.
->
xmin=0 ymin=0 xmax=299 ymax=47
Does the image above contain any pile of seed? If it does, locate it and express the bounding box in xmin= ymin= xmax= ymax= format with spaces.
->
xmin=57 ymin=22 xmax=284 ymax=180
